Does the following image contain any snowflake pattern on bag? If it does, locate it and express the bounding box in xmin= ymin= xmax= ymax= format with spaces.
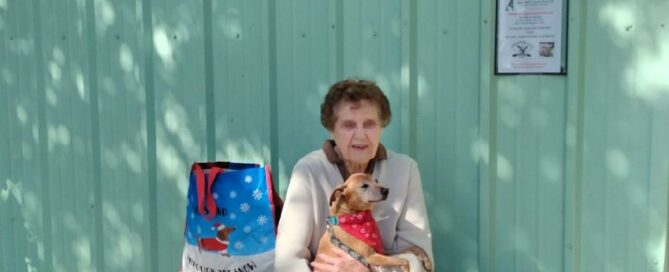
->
xmin=185 ymin=167 xmax=276 ymax=256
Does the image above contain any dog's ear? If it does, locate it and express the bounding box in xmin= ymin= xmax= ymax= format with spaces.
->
xmin=329 ymin=187 xmax=345 ymax=207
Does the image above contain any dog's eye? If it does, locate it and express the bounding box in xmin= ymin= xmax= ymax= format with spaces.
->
xmin=361 ymin=184 xmax=369 ymax=189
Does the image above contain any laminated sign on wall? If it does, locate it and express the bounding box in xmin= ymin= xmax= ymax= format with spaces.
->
xmin=495 ymin=0 xmax=567 ymax=74
xmin=182 ymin=162 xmax=283 ymax=272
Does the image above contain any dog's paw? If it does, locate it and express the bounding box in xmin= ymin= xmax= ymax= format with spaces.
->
xmin=399 ymin=259 xmax=410 ymax=272
xmin=401 ymin=246 xmax=433 ymax=272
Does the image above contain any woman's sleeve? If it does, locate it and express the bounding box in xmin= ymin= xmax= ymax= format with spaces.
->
xmin=393 ymin=160 xmax=434 ymax=271
xmin=274 ymin=163 xmax=316 ymax=272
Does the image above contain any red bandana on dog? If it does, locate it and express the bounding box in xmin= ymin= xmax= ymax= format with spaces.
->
xmin=337 ymin=210 xmax=384 ymax=254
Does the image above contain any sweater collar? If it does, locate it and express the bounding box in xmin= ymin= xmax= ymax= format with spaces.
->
xmin=322 ymin=140 xmax=387 ymax=180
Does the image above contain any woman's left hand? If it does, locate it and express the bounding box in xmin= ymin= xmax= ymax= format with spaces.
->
xmin=311 ymin=247 xmax=370 ymax=272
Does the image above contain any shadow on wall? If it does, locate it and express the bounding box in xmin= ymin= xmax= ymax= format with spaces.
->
xmin=1 ymin=181 xmax=40 ymax=272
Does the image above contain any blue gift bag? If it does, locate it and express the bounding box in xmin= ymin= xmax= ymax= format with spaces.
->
xmin=181 ymin=162 xmax=283 ymax=272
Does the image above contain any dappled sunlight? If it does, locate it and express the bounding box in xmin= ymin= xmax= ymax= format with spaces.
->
xmin=103 ymin=147 xmax=121 ymax=170
xmin=540 ymin=155 xmax=562 ymax=183
xmin=119 ymin=43 xmax=135 ymax=73
xmin=416 ymin=74 xmax=430 ymax=99
xmin=155 ymin=95 xmax=204 ymax=196
xmin=471 ymin=137 xmax=490 ymax=164
xmin=94 ymin=0 xmax=115 ymax=35
xmin=48 ymin=47 xmax=66 ymax=83
xmin=53 ymin=46 xmax=66 ymax=65
xmin=400 ymin=64 xmax=409 ymax=90
xmin=73 ymin=236 xmax=92 ymax=271
xmin=102 ymin=201 xmax=144 ymax=270
xmin=44 ymin=46 xmax=66 ymax=106
xmin=21 ymin=142 xmax=34 ymax=161
xmin=1 ymin=180 xmax=44 ymax=270
xmin=153 ymin=26 xmax=176 ymax=69
xmin=131 ymin=202 xmax=145 ymax=226
xmin=16 ymin=104 xmax=28 ymax=125
xmin=218 ymin=140 xmax=270 ymax=165
xmin=0 ymin=187 xmax=9 ymax=225
xmin=21 ymin=191 xmax=41 ymax=229
xmin=2 ymin=68 xmax=13 ymax=86
xmin=74 ymin=70 xmax=86 ymax=100
xmin=161 ymin=99 xmax=199 ymax=154
xmin=599 ymin=2 xmax=636 ymax=46
xmin=4 ymin=178 xmax=22 ymax=204
xmin=496 ymin=154 xmax=513 ymax=182
xmin=1 ymin=179 xmax=11 ymax=201
xmin=156 ymin=136 xmax=189 ymax=196
xmin=646 ymin=221 xmax=666 ymax=271
xmin=47 ymin=124 xmax=71 ymax=152
xmin=497 ymin=226 xmax=544 ymax=271
xmin=216 ymin=7 xmax=241 ymax=40
xmin=627 ymin=183 xmax=646 ymax=207
xmin=626 ymin=37 xmax=669 ymax=105
xmin=100 ymin=76 xmax=118 ymax=96
xmin=606 ymin=149 xmax=630 ymax=180
xmin=9 ymin=37 xmax=34 ymax=56
xmin=48 ymin=62 xmax=62 ymax=82
xmin=511 ymin=226 xmax=531 ymax=253
xmin=498 ymin=82 xmax=526 ymax=129
xmin=120 ymin=142 xmax=143 ymax=174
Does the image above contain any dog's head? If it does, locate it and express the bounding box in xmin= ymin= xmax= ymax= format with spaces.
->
xmin=216 ymin=226 xmax=236 ymax=241
xmin=329 ymin=173 xmax=389 ymax=215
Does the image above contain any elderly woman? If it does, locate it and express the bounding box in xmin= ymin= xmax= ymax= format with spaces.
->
xmin=275 ymin=79 xmax=433 ymax=272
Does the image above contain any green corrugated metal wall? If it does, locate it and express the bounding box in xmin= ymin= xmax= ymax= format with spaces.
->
xmin=1 ymin=0 xmax=668 ymax=271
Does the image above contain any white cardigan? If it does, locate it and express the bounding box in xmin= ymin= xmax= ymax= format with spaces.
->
xmin=274 ymin=148 xmax=434 ymax=271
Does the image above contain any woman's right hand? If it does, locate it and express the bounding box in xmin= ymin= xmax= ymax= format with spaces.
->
xmin=311 ymin=247 xmax=370 ymax=272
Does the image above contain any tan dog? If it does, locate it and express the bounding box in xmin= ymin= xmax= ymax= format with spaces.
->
xmin=315 ymin=173 xmax=410 ymax=271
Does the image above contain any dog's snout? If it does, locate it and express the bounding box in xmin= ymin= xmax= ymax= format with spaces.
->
xmin=381 ymin=187 xmax=389 ymax=198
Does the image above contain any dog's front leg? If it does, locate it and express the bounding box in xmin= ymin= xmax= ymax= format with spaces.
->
xmin=370 ymin=265 xmax=404 ymax=272
xmin=366 ymin=254 xmax=409 ymax=272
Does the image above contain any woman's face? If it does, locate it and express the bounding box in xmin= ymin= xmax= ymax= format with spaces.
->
xmin=330 ymin=99 xmax=383 ymax=165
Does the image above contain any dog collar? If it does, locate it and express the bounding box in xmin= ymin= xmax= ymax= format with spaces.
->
xmin=326 ymin=216 xmax=339 ymax=226
xmin=326 ymin=217 xmax=370 ymax=269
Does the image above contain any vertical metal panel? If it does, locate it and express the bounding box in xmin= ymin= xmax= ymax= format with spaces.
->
xmin=212 ymin=0 xmax=271 ymax=164
xmin=577 ymin=1 xmax=669 ymax=272
xmin=93 ymin=0 xmax=152 ymax=270
xmin=274 ymin=0 xmax=335 ymax=194
xmin=2 ymin=2 xmax=17 ymax=271
xmin=150 ymin=0 xmax=207 ymax=270
xmin=493 ymin=76 xmax=567 ymax=272
xmin=0 ymin=2 xmax=9 ymax=269
xmin=342 ymin=0 xmax=403 ymax=151
xmin=2 ymin=2 xmax=26 ymax=271
xmin=36 ymin=0 xmax=95 ymax=271
xmin=415 ymin=0 xmax=482 ymax=271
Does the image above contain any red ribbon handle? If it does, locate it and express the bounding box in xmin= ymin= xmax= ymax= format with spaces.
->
xmin=192 ymin=163 xmax=224 ymax=221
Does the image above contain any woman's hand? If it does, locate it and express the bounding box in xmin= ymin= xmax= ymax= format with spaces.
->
xmin=311 ymin=247 xmax=370 ymax=272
